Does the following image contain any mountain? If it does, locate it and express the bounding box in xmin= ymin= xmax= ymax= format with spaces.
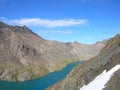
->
xmin=0 ymin=21 xmax=106 ymax=81
xmin=47 ymin=34 xmax=120 ymax=90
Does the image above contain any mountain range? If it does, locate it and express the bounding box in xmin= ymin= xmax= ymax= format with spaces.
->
xmin=0 ymin=21 xmax=106 ymax=81
xmin=47 ymin=34 xmax=120 ymax=90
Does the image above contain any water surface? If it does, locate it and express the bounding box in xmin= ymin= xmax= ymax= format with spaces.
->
xmin=0 ymin=61 xmax=83 ymax=90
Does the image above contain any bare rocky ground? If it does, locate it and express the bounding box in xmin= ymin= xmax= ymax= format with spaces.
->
xmin=47 ymin=34 xmax=120 ymax=90
xmin=0 ymin=22 xmax=106 ymax=81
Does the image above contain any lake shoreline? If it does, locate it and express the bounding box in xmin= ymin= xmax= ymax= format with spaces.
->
xmin=0 ymin=61 xmax=84 ymax=90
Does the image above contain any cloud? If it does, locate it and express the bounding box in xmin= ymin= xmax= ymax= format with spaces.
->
xmin=41 ymin=30 xmax=74 ymax=34
xmin=1 ymin=17 xmax=88 ymax=28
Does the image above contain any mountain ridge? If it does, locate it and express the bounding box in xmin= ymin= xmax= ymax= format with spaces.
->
xmin=0 ymin=21 xmax=106 ymax=81
xmin=47 ymin=34 xmax=120 ymax=90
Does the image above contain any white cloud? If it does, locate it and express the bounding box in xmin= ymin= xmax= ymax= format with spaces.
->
xmin=41 ymin=30 xmax=74 ymax=34
xmin=0 ymin=17 xmax=5 ymax=20
xmin=1 ymin=18 xmax=88 ymax=28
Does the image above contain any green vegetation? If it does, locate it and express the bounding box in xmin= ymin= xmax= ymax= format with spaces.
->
xmin=25 ymin=64 xmax=49 ymax=79
xmin=12 ymin=71 xmax=19 ymax=81
xmin=0 ymin=59 xmax=80 ymax=81
xmin=0 ymin=63 xmax=49 ymax=81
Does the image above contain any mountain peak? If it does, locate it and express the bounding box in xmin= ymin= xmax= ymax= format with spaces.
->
xmin=47 ymin=34 xmax=120 ymax=90
xmin=12 ymin=25 xmax=33 ymax=34
xmin=103 ymin=33 xmax=120 ymax=51
xmin=0 ymin=21 xmax=36 ymax=36
xmin=0 ymin=21 xmax=9 ymax=29
xmin=0 ymin=22 xmax=106 ymax=82
xmin=114 ymin=33 xmax=120 ymax=41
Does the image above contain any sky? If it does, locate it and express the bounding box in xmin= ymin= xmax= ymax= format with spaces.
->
xmin=0 ymin=0 xmax=120 ymax=44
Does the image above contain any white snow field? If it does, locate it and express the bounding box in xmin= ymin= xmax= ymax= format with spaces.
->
xmin=80 ymin=65 xmax=120 ymax=90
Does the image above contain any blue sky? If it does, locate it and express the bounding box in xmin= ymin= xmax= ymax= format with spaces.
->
xmin=0 ymin=0 xmax=120 ymax=44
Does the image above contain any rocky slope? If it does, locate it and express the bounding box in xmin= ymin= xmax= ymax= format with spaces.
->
xmin=47 ymin=34 xmax=120 ymax=90
xmin=0 ymin=21 xmax=106 ymax=81
xmin=103 ymin=69 xmax=120 ymax=90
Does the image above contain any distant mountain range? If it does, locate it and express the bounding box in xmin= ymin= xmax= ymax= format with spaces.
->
xmin=0 ymin=21 xmax=106 ymax=81
xmin=47 ymin=34 xmax=120 ymax=90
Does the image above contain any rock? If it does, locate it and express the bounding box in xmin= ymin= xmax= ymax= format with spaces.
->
xmin=103 ymin=69 xmax=120 ymax=90
xmin=47 ymin=34 xmax=120 ymax=90
xmin=0 ymin=21 xmax=106 ymax=81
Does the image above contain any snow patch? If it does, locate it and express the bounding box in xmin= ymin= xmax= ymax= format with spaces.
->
xmin=80 ymin=64 xmax=120 ymax=90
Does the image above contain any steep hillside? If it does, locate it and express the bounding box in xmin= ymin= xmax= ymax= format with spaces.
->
xmin=47 ymin=34 xmax=120 ymax=90
xmin=103 ymin=69 xmax=120 ymax=90
xmin=0 ymin=22 xmax=106 ymax=81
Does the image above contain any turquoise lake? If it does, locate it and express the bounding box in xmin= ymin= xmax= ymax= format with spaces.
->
xmin=0 ymin=61 xmax=83 ymax=90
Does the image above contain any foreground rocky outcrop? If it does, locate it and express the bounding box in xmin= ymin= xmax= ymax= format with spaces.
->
xmin=47 ymin=34 xmax=120 ymax=90
xmin=0 ymin=21 xmax=106 ymax=81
